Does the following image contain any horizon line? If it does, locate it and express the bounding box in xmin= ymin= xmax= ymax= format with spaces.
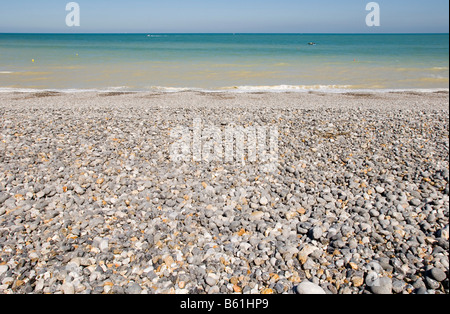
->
xmin=1 ymin=32 xmax=449 ymax=35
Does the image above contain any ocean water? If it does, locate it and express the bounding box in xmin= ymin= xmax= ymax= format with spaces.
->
xmin=0 ymin=33 xmax=448 ymax=92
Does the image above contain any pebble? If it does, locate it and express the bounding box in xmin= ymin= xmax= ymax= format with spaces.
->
xmin=73 ymin=185 xmax=85 ymax=195
xmin=310 ymin=226 xmax=323 ymax=240
xmin=99 ymin=239 xmax=109 ymax=253
xmin=392 ymin=280 xmax=405 ymax=294
xmin=126 ymin=282 xmax=143 ymax=294
xmin=428 ymin=268 xmax=447 ymax=282
xmin=61 ymin=283 xmax=75 ymax=295
xmin=0 ymin=265 xmax=8 ymax=277
xmin=375 ymin=186 xmax=385 ymax=194
xmin=208 ymin=286 xmax=220 ymax=294
xmin=0 ymin=192 xmax=9 ymax=204
xmin=296 ymin=282 xmax=326 ymax=294
xmin=260 ymin=197 xmax=269 ymax=206
xmin=352 ymin=277 xmax=364 ymax=287
xmin=437 ymin=225 xmax=449 ymax=240
xmin=206 ymin=275 xmax=219 ymax=287
xmin=424 ymin=277 xmax=440 ymax=290
xmin=369 ymin=277 xmax=393 ymax=295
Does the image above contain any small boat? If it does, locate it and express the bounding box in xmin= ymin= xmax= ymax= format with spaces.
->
xmin=308 ymin=42 xmax=316 ymax=46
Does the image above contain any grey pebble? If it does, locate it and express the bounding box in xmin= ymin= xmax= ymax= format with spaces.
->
xmin=428 ymin=268 xmax=447 ymax=282
xmin=205 ymin=275 xmax=218 ymax=287
xmin=0 ymin=192 xmax=9 ymax=204
xmin=370 ymin=277 xmax=393 ymax=295
xmin=310 ymin=226 xmax=323 ymax=240
xmin=409 ymin=198 xmax=421 ymax=207
xmin=126 ymin=282 xmax=142 ymax=294
xmin=392 ymin=280 xmax=405 ymax=294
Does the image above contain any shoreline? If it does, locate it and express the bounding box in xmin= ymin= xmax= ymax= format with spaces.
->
xmin=1 ymin=86 xmax=449 ymax=95
xmin=0 ymin=89 xmax=448 ymax=112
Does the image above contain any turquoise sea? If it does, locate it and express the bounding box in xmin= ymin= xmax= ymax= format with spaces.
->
xmin=0 ymin=33 xmax=448 ymax=92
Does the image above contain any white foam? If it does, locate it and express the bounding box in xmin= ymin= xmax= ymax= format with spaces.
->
xmin=227 ymin=85 xmax=449 ymax=94
xmin=0 ymin=71 xmax=13 ymax=74
xmin=148 ymin=86 xmax=203 ymax=93
xmin=222 ymin=85 xmax=353 ymax=93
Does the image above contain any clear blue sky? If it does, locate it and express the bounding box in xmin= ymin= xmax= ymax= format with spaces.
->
xmin=0 ymin=0 xmax=448 ymax=33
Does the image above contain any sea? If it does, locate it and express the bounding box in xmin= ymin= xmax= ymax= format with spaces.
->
xmin=0 ymin=33 xmax=448 ymax=93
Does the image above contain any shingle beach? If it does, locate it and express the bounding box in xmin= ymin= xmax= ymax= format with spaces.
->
xmin=0 ymin=91 xmax=448 ymax=294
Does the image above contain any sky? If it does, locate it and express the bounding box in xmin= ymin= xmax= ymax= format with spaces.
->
xmin=0 ymin=0 xmax=448 ymax=33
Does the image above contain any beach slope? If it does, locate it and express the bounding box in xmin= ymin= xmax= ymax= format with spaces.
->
xmin=0 ymin=91 xmax=448 ymax=294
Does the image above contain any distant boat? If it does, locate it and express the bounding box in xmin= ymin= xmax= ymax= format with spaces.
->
xmin=308 ymin=42 xmax=317 ymax=46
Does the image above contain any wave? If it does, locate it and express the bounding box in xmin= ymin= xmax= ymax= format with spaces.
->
xmin=218 ymin=86 xmax=449 ymax=95
xmin=222 ymin=84 xmax=353 ymax=93
xmin=0 ymin=71 xmax=13 ymax=74
xmin=0 ymin=87 xmax=102 ymax=93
